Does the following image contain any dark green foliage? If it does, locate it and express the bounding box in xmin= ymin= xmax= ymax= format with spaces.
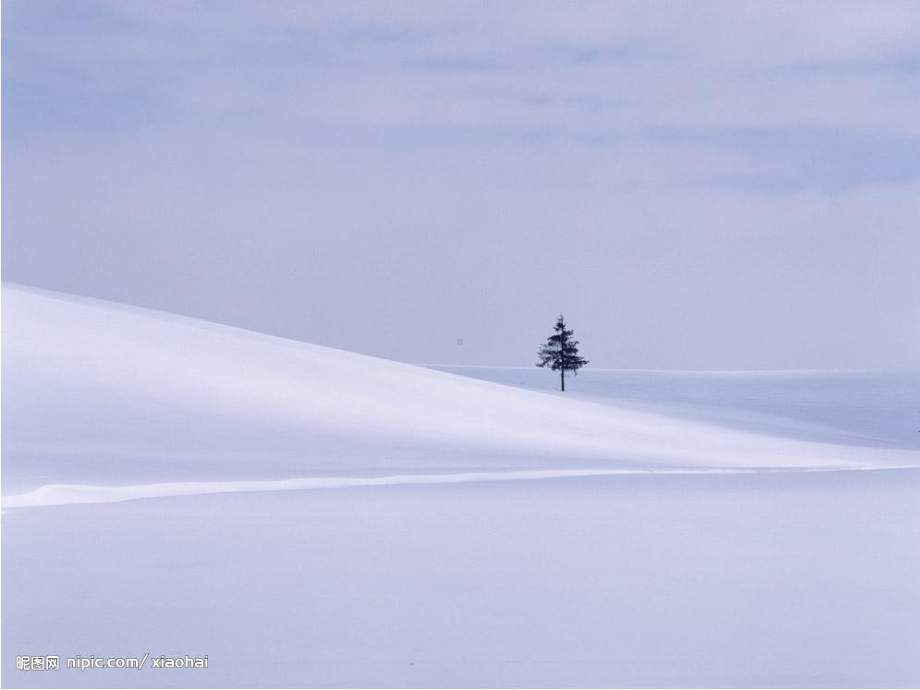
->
xmin=536 ymin=314 xmax=588 ymax=391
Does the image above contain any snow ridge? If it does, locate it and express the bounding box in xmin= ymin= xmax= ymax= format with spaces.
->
xmin=3 ymin=465 xmax=906 ymax=509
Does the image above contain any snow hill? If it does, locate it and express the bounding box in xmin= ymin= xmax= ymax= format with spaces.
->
xmin=3 ymin=284 xmax=918 ymax=506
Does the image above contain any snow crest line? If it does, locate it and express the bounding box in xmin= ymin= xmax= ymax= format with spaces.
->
xmin=2 ymin=466 xmax=908 ymax=509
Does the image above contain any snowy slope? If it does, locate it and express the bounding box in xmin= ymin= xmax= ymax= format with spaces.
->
xmin=430 ymin=365 xmax=920 ymax=449
xmin=5 ymin=471 xmax=920 ymax=688
xmin=4 ymin=285 xmax=920 ymax=688
xmin=3 ymin=284 xmax=918 ymax=504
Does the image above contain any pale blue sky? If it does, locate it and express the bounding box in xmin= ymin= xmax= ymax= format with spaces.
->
xmin=4 ymin=0 xmax=920 ymax=368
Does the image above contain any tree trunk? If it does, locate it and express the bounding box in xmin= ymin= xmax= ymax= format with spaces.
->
xmin=560 ymin=336 xmax=566 ymax=391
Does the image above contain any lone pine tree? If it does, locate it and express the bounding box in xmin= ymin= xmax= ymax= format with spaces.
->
xmin=536 ymin=314 xmax=588 ymax=392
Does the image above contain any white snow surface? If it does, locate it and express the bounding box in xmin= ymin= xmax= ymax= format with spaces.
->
xmin=3 ymin=284 xmax=920 ymax=688
xmin=3 ymin=466 xmax=886 ymax=509
xmin=3 ymin=283 xmax=917 ymax=507
xmin=4 ymin=472 xmax=920 ymax=688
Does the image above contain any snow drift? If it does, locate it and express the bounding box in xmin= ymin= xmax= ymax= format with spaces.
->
xmin=3 ymin=284 xmax=917 ymax=506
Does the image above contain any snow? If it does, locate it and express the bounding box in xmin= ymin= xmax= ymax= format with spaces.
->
xmin=3 ymin=284 xmax=917 ymax=501
xmin=2 ymin=283 xmax=919 ymax=687
xmin=429 ymin=365 xmax=920 ymax=450
xmin=4 ymin=472 xmax=920 ymax=687
xmin=4 ymin=466 xmax=886 ymax=509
